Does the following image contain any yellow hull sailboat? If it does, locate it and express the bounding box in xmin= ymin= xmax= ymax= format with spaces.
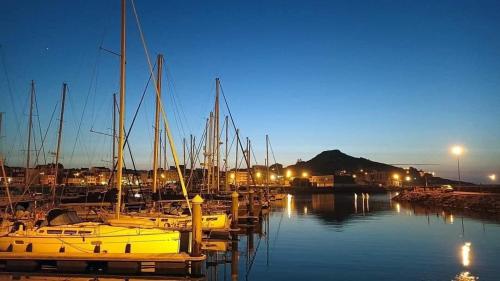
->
xmin=0 ymin=209 xmax=180 ymax=254
xmin=105 ymin=211 xmax=230 ymax=231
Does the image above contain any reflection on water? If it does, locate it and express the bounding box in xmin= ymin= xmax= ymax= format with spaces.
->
xmin=462 ymin=242 xmax=472 ymax=267
xmin=286 ymin=194 xmax=292 ymax=218
xmin=3 ymin=193 xmax=500 ymax=281
xmin=453 ymin=271 xmax=479 ymax=281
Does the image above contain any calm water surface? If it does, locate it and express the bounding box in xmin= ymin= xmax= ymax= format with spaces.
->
xmin=217 ymin=193 xmax=500 ymax=281
xmin=4 ymin=193 xmax=500 ymax=281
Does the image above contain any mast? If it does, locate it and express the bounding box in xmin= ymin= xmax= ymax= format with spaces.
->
xmin=152 ymin=54 xmax=163 ymax=194
xmin=112 ymin=93 xmax=117 ymax=187
xmin=266 ymin=134 xmax=269 ymax=195
xmin=163 ymin=121 xmax=167 ymax=172
xmin=224 ymin=115 xmax=228 ymax=191
xmin=52 ymin=83 xmax=67 ymax=204
xmin=235 ymin=128 xmax=239 ymax=191
xmin=202 ymin=118 xmax=208 ymax=192
xmin=208 ymin=112 xmax=214 ymax=193
xmin=190 ymin=134 xmax=194 ymax=173
xmin=215 ymin=78 xmax=220 ymax=192
xmin=183 ymin=137 xmax=186 ymax=178
xmin=116 ymin=0 xmax=126 ymax=219
xmin=246 ymin=137 xmax=250 ymax=187
xmin=25 ymin=80 xmax=34 ymax=189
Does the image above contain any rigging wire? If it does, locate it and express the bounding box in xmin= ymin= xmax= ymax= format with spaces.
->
xmin=130 ymin=0 xmax=191 ymax=213
xmin=107 ymin=62 xmax=156 ymax=184
xmin=218 ymin=83 xmax=256 ymax=185
xmin=67 ymin=42 xmax=104 ymax=169
xmin=33 ymin=90 xmax=47 ymax=164
xmin=0 ymin=45 xmax=24 ymax=160
xmin=165 ymin=64 xmax=192 ymax=135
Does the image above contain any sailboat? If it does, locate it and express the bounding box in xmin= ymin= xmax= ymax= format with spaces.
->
xmin=102 ymin=59 xmax=230 ymax=233
xmin=0 ymin=0 xmax=183 ymax=259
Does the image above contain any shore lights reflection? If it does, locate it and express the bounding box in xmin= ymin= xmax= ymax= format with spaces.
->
xmin=287 ymin=194 xmax=293 ymax=218
xmin=462 ymin=242 xmax=472 ymax=267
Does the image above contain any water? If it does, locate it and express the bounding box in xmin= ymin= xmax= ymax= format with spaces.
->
xmin=4 ymin=193 xmax=500 ymax=281
xmin=215 ymin=193 xmax=499 ymax=281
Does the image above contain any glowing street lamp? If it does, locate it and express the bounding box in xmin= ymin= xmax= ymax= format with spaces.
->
xmin=489 ymin=174 xmax=496 ymax=181
xmin=270 ymin=174 xmax=276 ymax=181
xmin=286 ymin=169 xmax=292 ymax=178
xmin=405 ymin=176 xmax=411 ymax=182
xmin=450 ymin=145 xmax=464 ymax=187
xmin=392 ymin=174 xmax=400 ymax=180
xmin=256 ymin=172 xmax=262 ymax=178
xmin=302 ymin=172 xmax=308 ymax=178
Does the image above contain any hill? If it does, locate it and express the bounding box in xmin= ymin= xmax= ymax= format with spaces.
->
xmin=287 ymin=149 xmax=402 ymax=175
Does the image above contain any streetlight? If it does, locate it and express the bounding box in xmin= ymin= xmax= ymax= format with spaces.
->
xmin=302 ymin=172 xmax=308 ymax=178
xmin=286 ymin=169 xmax=292 ymax=178
xmin=450 ymin=145 xmax=464 ymax=187
xmin=489 ymin=174 xmax=496 ymax=181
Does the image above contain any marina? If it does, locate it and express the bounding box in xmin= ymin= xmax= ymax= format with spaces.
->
xmin=0 ymin=193 xmax=497 ymax=280
xmin=1 ymin=0 xmax=500 ymax=280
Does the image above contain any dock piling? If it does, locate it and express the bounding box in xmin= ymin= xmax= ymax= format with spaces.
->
xmin=191 ymin=195 xmax=204 ymax=257
xmin=231 ymin=191 xmax=239 ymax=228
xmin=248 ymin=189 xmax=255 ymax=216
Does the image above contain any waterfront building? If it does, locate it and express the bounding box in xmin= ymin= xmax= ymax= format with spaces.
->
xmin=310 ymin=175 xmax=334 ymax=187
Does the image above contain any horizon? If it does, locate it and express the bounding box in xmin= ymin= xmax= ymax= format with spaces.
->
xmin=1 ymin=0 xmax=499 ymax=184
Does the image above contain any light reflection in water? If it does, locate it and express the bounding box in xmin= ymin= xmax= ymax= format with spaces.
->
xmin=287 ymin=194 xmax=292 ymax=218
xmin=453 ymin=271 xmax=479 ymax=281
xmin=304 ymin=206 xmax=308 ymax=214
xmin=366 ymin=193 xmax=370 ymax=212
xmin=395 ymin=203 xmax=401 ymax=213
xmin=353 ymin=193 xmax=358 ymax=213
xmin=462 ymin=242 xmax=472 ymax=267
xmin=361 ymin=193 xmax=365 ymax=215
xmin=450 ymin=214 xmax=455 ymax=224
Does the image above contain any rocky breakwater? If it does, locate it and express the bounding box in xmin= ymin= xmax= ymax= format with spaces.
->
xmin=393 ymin=190 xmax=500 ymax=214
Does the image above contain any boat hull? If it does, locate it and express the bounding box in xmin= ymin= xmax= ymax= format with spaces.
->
xmin=0 ymin=223 xmax=180 ymax=254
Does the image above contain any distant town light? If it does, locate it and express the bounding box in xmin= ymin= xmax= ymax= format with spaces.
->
xmin=451 ymin=145 xmax=464 ymax=156
xmin=392 ymin=174 xmax=400 ymax=180
xmin=302 ymin=172 xmax=308 ymax=178
xmin=286 ymin=169 xmax=292 ymax=178
xmin=230 ymin=173 xmax=235 ymax=179
xmin=405 ymin=176 xmax=411 ymax=182
xmin=256 ymin=172 xmax=262 ymax=178
xmin=161 ymin=173 xmax=165 ymax=179
xmin=270 ymin=174 xmax=276 ymax=181
xmin=489 ymin=174 xmax=496 ymax=181
xmin=352 ymin=174 xmax=357 ymax=178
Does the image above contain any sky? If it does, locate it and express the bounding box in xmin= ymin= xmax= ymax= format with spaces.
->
xmin=0 ymin=0 xmax=499 ymax=183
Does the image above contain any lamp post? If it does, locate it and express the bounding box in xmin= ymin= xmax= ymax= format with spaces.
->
xmin=451 ymin=145 xmax=464 ymax=187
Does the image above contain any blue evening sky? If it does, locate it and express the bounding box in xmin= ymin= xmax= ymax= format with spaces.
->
xmin=1 ymin=0 xmax=499 ymax=182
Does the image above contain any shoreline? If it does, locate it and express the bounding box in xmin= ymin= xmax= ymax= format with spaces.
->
xmin=392 ymin=190 xmax=500 ymax=215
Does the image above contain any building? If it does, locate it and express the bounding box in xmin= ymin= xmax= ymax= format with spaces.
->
xmin=310 ymin=175 xmax=334 ymax=187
